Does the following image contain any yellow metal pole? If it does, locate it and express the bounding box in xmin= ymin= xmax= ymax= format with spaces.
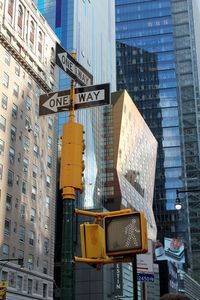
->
xmin=74 ymin=256 xmax=135 ymax=265
xmin=75 ymin=208 xmax=132 ymax=218
xmin=69 ymin=50 xmax=76 ymax=124
xmin=60 ymin=50 xmax=76 ymax=300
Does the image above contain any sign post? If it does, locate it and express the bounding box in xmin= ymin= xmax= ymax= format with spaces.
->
xmin=43 ymin=42 xmax=110 ymax=300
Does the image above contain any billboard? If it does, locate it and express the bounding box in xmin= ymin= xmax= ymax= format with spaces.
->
xmin=155 ymin=238 xmax=185 ymax=264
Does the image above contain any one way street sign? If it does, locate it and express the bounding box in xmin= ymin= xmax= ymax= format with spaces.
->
xmin=39 ymin=83 xmax=110 ymax=116
xmin=56 ymin=43 xmax=93 ymax=86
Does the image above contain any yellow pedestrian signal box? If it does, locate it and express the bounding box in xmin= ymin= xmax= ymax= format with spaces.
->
xmin=104 ymin=211 xmax=148 ymax=256
xmin=80 ymin=223 xmax=106 ymax=259
xmin=60 ymin=122 xmax=85 ymax=192
xmin=0 ymin=281 xmax=7 ymax=300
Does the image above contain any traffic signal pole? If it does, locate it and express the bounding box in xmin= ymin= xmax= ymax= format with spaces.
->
xmin=60 ymin=51 xmax=80 ymax=300
xmin=132 ymin=254 xmax=138 ymax=300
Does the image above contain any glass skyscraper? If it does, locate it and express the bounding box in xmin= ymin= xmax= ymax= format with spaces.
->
xmin=36 ymin=0 xmax=116 ymax=209
xmin=116 ymin=0 xmax=200 ymax=282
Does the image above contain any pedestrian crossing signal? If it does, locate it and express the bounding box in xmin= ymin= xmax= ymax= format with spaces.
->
xmin=104 ymin=212 xmax=148 ymax=256
xmin=0 ymin=281 xmax=7 ymax=300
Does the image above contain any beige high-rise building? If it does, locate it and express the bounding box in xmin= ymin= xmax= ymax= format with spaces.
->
xmin=0 ymin=1 xmax=59 ymax=299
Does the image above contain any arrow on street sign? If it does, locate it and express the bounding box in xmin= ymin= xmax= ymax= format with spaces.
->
xmin=55 ymin=43 xmax=93 ymax=86
xmin=39 ymin=83 xmax=110 ymax=116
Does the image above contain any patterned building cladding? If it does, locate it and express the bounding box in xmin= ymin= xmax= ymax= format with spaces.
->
xmin=104 ymin=90 xmax=157 ymax=241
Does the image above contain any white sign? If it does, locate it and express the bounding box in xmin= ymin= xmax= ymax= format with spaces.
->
xmin=137 ymin=239 xmax=154 ymax=274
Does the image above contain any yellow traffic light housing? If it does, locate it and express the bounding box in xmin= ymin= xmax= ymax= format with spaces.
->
xmin=60 ymin=122 xmax=85 ymax=192
xmin=75 ymin=209 xmax=148 ymax=267
xmin=104 ymin=211 xmax=148 ymax=256
xmin=80 ymin=223 xmax=106 ymax=259
xmin=0 ymin=281 xmax=7 ymax=300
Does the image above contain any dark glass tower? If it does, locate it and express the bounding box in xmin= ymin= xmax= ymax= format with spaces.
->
xmin=116 ymin=0 xmax=200 ymax=282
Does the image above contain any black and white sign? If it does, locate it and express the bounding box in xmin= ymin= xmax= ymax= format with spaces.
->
xmin=56 ymin=43 xmax=93 ymax=86
xmin=39 ymin=83 xmax=110 ymax=116
xmin=114 ymin=263 xmax=123 ymax=297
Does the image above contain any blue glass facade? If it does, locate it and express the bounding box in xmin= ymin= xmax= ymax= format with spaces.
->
xmin=37 ymin=0 xmax=116 ymax=209
xmin=116 ymin=0 xmax=200 ymax=282
xmin=116 ymin=0 xmax=182 ymax=210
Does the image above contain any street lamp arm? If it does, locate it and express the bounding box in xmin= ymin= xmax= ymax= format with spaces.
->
xmin=175 ymin=189 xmax=200 ymax=210
xmin=176 ymin=189 xmax=200 ymax=196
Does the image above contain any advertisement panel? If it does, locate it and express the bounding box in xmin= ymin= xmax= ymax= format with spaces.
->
xmin=155 ymin=238 xmax=185 ymax=264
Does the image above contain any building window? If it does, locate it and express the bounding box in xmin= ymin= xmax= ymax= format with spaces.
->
xmin=15 ymin=63 xmax=20 ymax=76
xmin=9 ymin=147 xmax=15 ymax=164
xmin=28 ymin=278 xmax=33 ymax=295
xmin=12 ymin=103 xmax=18 ymax=119
xmin=29 ymin=230 xmax=35 ymax=246
xmin=0 ymin=115 xmax=6 ymax=131
xmin=25 ymin=116 xmax=32 ymax=131
xmin=2 ymin=244 xmax=9 ymax=257
xmin=30 ymin=21 xmax=35 ymax=50
xmin=0 ymin=163 xmax=3 ymax=179
xmin=47 ymin=155 xmax=52 ymax=168
xmin=2 ymin=72 xmax=9 ymax=88
xmin=13 ymin=83 xmax=19 ymax=97
xmin=2 ymin=271 xmax=8 ymax=281
xmin=104 ymin=186 xmax=114 ymax=196
xmin=44 ymin=238 xmax=49 ymax=254
xmin=19 ymin=225 xmax=25 ymax=242
xmin=27 ymin=77 xmax=32 ymax=90
xmin=32 ymin=164 xmax=37 ymax=178
xmin=45 ymin=196 xmax=50 ymax=209
xmin=23 ymin=158 xmax=29 ymax=172
xmin=47 ymin=136 xmax=52 ymax=149
xmin=43 ymin=283 xmax=47 ymax=298
xmin=16 ymin=276 xmax=23 ymax=292
xmin=7 ymin=170 xmax=14 ymax=186
xmin=34 ymin=124 xmax=39 ymax=136
xmin=33 ymin=144 xmax=39 ymax=158
xmin=16 ymin=175 xmax=20 ymax=185
xmin=4 ymin=51 xmax=10 ymax=66
xmin=31 ymin=186 xmax=37 ymax=201
xmin=25 ymin=96 xmax=32 ymax=110
xmin=17 ymin=5 xmax=23 ymax=36
xmin=6 ymin=194 xmax=12 ymax=211
xmin=18 ymin=249 xmax=24 ymax=260
xmin=10 ymin=125 xmax=16 ymax=141
xmin=50 ymin=47 xmax=55 ymax=61
xmin=8 ymin=0 xmax=14 ymax=21
xmin=35 ymin=104 xmax=39 ymax=116
xmin=1 ymin=93 xmax=8 ymax=110
xmin=30 ymin=208 xmax=36 ymax=222
xmin=44 ymin=217 xmax=49 ymax=230
xmin=0 ymin=139 xmax=5 ymax=154
xmin=22 ymin=180 xmax=27 ymax=194
xmin=43 ymin=261 xmax=48 ymax=274
xmin=46 ymin=175 xmax=51 ymax=188
xmin=20 ymin=204 xmax=25 ymax=219
xmin=28 ymin=255 xmax=33 ymax=271
xmin=50 ymin=64 xmax=54 ymax=76
xmin=38 ymin=31 xmax=43 ymax=61
xmin=4 ymin=219 xmax=11 ymax=235
xmin=23 ymin=136 xmax=30 ymax=151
